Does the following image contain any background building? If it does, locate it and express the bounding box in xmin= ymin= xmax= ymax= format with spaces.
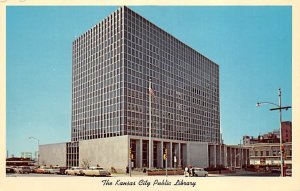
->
xmin=6 ymin=157 xmax=35 ymax=167
xmin=21 ymin=152 xmax=32 ymax=159
xmin=243 ymin=121 xmax=292 ymax=145
xmin=243 ymin=142 xmax=292 ymax=168
xmin=281 ymin=121 xmax=292 ymax=143
xmin=242 ymin=121 xmax=292 ymax=168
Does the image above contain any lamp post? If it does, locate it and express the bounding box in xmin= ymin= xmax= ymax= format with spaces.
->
xmin=29 ymin=136 xmax=40 ymax=165
xmin=256 ymin=88 xmax=291 ymax=177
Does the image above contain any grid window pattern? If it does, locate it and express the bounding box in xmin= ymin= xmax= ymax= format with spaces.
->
xmin=71 ymin=6 xmax=220 ymax=143
xmin=72 ymin=8 xmax=124 ymax=142
xmin=66 ymin=142 xmax=79 ymax=167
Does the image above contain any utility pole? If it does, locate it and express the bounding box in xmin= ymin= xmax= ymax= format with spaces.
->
xmin=257 ymin=88 xmax=291 ymax=176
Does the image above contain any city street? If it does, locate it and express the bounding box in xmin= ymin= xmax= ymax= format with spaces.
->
xmin=6 ymin=171 xmax=281 ymax=178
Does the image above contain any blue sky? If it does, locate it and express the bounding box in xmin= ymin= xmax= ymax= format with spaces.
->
xmin=6 ymin=6 xmax=292 ymax=156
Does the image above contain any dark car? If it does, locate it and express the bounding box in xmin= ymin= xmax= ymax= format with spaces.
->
xmin=6 ymin=167 xmax=16 ymax=174
xmin=16 ymin=166 xmax=32 ymax=174
xmin=58 ymin=167 xmax=68 ymax=175
xmin=271 ymin=168 xmax=281 ymax=173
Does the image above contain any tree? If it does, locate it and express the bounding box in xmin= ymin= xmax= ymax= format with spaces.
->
xmin=41 ymin=160 xmax=47 ymax=166
xmin=81 ymin=159 xmax=90 ymax=169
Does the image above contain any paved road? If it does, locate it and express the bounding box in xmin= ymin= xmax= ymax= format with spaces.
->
xmin=6 ymin=171 xmax=281 ymax=178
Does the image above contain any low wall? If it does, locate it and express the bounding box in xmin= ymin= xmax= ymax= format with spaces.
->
xmin=148 ymin=169 xmax=184 ymax=176
xmin=79 ymin=136 xmax=129 ymax=172
xmin=39 ymin=142 xmax=67 ymax=166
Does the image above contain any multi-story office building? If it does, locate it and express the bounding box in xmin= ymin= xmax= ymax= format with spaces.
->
xmin=71 ymin=6 xmax=220 ymax=143
xmin=40 ymin=6 xmax=247 ymax=171
xmin=71 ymin=5 xmax=219 ymax=167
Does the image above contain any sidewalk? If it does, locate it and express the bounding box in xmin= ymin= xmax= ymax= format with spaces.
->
xmin=112 ymin=170 xmax=148 ymax=177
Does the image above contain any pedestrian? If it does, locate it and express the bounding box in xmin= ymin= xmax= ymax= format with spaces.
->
xmin=192 ymin=168 xmax=195 ymax=177
xmin=185 ymin=166 xmax=189 ymax=177
xmin=126 ymin=166 xmax=129 ymax=174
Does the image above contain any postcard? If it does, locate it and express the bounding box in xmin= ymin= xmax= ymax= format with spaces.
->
xmin=1 ymin=1 xmax=299 ymax=191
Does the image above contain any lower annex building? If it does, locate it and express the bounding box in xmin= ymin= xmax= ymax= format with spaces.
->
xmin=39 ymin=6 xmax=249 ymax=171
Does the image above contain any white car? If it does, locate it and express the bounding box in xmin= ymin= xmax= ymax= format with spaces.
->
xmin=286 ymin=169 xmax=292 ymax=176
xmin=65 ymin=167 xmax=84 ymax=176
xmin=192 ymin=168 xmax=208 ymax=177
xmin=81 ymin=167 xmax=111 ymax=176
xmin=44 ymin=166 xmax=60 ymax=174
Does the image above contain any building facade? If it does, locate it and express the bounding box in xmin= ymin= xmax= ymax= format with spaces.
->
xmin=70 ymin=6 xmax=219 ymax=168
xmin=243 ymin=121 xmax=292 ymax=145
xmin=243 ymin=142 xmax=292 ymax=168
xmin=39 ymin=6 xmax=247 ymax=171
xmin=282 ymin=121 xmax=292 ymax=143
xmin=71 ymin=6 xmax=220 ymax=143
xmin=208 ymin=144 xmax=250 ymax=169
xmin=242 ymin=122 xmax=292 ymax=168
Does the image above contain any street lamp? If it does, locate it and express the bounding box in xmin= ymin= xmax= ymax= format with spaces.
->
xmin=29 ymin=136 xmax=40 ymax=165
xmin=256 ymin=88 xmax=291 ymax=177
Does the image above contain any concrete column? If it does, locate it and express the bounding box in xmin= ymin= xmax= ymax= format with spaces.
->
xmin=182 ymin=144 xmax=187 ymax=167
xmin=178 ymin=143 xmax=181 ymax=168
xmin=128 ymin=138 xmax=130 ymax=168
xmin=232 ymin=148 xmax=234 ymax=167
xmin=241 ymin=148 xmax=244 ymax=167
xmin=149 ymin=139 xmax=153 ymax=168
xmin=137 ymin=139 xmax=142 ymax=168
xmin=230 ymin=148 xmax=233 ymax=167
xmin=226 ymin=148 xmax=229 ymax=167
xmin=157 ymin=141 xmax=163 ymax=168
xmin=234 ymin=148 xmax=237 ymax=167
xmin=227 ymin=147 xmax=230 ymax=167
xmin=206 ymin=144 xmax=209 ymax=167
xmin=169 ymin=142 xmax=173 ymax=168
xmin=173 ymin=143 xmax=179 ymax=168
xmin=214 ymin=145 xmax=217 ymax=167
xmin=219 ymin=145 xmax=222 ymax=166
xmin=232 ymin=148 xmax=236 ymax=167
xmin=222 ymin=145 xmax=224 ymax=166
xmin=225 ymin=146 xmax=227 ymax=166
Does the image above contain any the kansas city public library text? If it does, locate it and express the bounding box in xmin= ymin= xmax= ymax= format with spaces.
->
xmin=102 ymin=179 xmax=196 ymax=187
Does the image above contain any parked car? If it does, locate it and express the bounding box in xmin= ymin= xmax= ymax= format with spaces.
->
xmin=81 ymin=167 xmax=111 ymax=177
xmin=286 ymin=169 xmax=292 ymax=176
xmin=15 ymin=166 xmax=32 ymax=174
xmin=33 ymin=166 xmax=47 ymax=174
xmin=6 ymin=167 xmax=16 ymax=174
xmin=29 ymin=166 xmax=37 ymax=172
xmin=271 ymin=168 xmax=281 ymax=173
xmin=192 ymin=168 xmax=208 ymax=177
xmin=57 ymin=167 xmax=68 ymax=175
xmin=65 ymin=167 xmax=84 ymax=176
xmin=44 ymin=166 xmax=61 ymax=174
xmin=44 ymin=168 xmax=54 ymax=174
